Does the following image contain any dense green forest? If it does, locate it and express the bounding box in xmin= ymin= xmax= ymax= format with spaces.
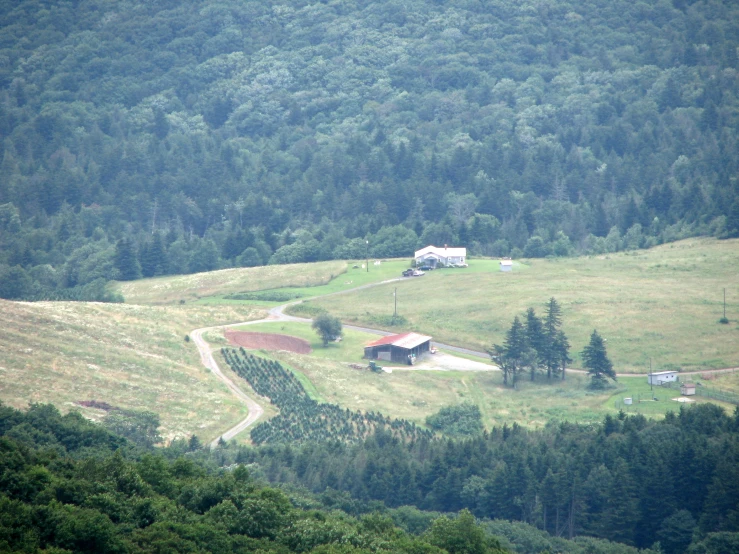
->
xmin=1 ymin=402 xmax=513 ymax=553
xmin=234 ymin=404 xmax=739 ymax=553
xmin=1 ymin=0 xmax=739 ymax=299
xmin=5 ymin=402 xmax=736 ymax=553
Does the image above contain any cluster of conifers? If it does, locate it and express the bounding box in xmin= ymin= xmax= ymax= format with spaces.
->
xmin=221 ymin=348 xmax=432 ymax=444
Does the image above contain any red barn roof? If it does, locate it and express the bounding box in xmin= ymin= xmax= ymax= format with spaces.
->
xmin=366 ymin=332 xmax=432 ymax=349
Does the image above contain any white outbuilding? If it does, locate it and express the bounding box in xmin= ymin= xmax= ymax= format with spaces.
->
xmin=648 ymin=370 xmax=678 ymax=385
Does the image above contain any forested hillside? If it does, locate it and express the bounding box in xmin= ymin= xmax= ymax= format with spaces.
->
xmin=0 ymin=402 xmax=513 ymax=553
xmin=237 ymin=404 xmax=739 ymax=552
xmin=1 ymin=0 xmax=739 ymax=299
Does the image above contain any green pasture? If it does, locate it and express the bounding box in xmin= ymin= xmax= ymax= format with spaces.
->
xmin=223 ymin=321 xmax=726 ymax=429
xmin=290 ymin=238 xmax=739 ymax=373
xmin=198 ymin=259 xmax=412 ymax=306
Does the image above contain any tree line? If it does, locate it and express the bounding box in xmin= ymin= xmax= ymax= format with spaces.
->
xmin=2 ymin=0 xmax=739 ymax=300
xmin=0 ymin=401 xmax=510 ymax=554
xmin=236 ymin=404 xmax=739 ymax=553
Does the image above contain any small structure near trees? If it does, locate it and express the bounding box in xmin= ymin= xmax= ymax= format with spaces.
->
xmin=500 ymin=258 xmax=513 ymax=272
xmin=648 ymin=370 xmax=678 ymax=386
xmin=681 ymin=382 xmax=697 ymax=396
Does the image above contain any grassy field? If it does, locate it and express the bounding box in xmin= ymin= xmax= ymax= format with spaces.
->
xmin=7 ymin=238 xmax=737 ymax=443
xmin=114 ymin=260 xmax=349 ymax=305
xmin=0 ymin=299 xmax=266 ymax=443
xmin=222 ymin=331 xmax=726 ymax=429
xmin=290 ymin=238 xmax=739 ymax=373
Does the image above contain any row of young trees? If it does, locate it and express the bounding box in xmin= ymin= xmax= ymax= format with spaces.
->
xmin=222 ymin=348 xmax=432 ymax=444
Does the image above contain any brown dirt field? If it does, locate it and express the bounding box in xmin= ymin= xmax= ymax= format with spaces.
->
xmin=225 ymin=330 xmax=312 ymax=354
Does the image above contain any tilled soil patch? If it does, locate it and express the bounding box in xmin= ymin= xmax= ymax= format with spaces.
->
xmin=225 ymin=330 xmax=312 ymax=354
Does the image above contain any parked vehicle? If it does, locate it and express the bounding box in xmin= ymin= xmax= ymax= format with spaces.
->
xmin=412 ymin=269 xmax=425 ymax=276
xmin=419 ymin=265 xmax=435 ymax=271
xmin=402 ymin=269 xmax=414 ymax=277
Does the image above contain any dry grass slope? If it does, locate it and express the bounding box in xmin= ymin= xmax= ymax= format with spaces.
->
xmin=0 ymin=300 xmax=266 ymax=442
xmin=116 ymin=261 xmax=348 ymax=304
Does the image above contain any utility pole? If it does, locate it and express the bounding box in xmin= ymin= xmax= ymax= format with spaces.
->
xmin=724 ymin=288 xmax=727 ymax=320
xmin=366 ymin=240 xmax=369 ymax=272
xmin=394 ymin=287 xmax=397 ymax=318
xmin=649 ymin=358 xmax=653 ymax=392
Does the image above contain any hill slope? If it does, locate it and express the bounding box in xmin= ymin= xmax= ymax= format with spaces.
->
xmin=1 ymin=0 xmax=738 ymax=299
xmin=0 ymin=300 xmax=264 ymax=441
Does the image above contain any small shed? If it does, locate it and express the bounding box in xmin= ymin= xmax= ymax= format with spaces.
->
xmin=364 ymin=332 xmax=432 ymax=364
xmin=681 ymin=383 xmax=696 ymax=396
xmin=648 ymin=371 xmax=678 ymax=386
xmin=500 ymin=258 xmax=513 ymax=272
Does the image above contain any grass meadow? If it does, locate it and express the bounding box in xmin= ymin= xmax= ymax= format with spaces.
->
xmin=221 ymin=330 xmax=722 ymax=429
xmin=0 ymin=300 xmax=266 ymax=443
xmin=7 ymin=238 xmax=737 ymax=443
xmin=114 ymin=260 xmax=349 ymax=305
xmin=290 ymin=238 xmax=739 ymax=373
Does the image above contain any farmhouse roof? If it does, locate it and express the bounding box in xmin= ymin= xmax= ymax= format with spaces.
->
xmin=500 ymin=259 xmax=513 ymax=266
xmin=415 ymin=245 xmax=467 ymax=258
xmin=651 ymin=371 xmax=678 ymax=376
xmin=366 ymin=332 xmax=432 ymax=350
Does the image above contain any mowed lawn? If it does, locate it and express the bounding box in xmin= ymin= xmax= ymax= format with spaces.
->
xmin=0 ymin=300 xmax=266 ymax=443
xmin=290 ymin=238 xmax=739 ymax=373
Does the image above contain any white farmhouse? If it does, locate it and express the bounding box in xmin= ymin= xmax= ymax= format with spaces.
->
xmin=414 ymin=245 xmax=467 ymax=268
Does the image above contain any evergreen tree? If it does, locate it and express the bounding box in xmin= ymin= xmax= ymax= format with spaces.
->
xmin=524 ymin=307 xmax=545 ymax=381
xmin=114 ymin=238 xmax=141 ymax=281
xmin=496 ymin=316 xmax=528 ymax=387
xmin=140 ymin=232 xmax=167 ymax=277
xmin=583 ymin=330 xmax=616 ymax=388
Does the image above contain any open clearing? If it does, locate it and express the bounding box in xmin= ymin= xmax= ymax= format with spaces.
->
xmin=225 ymin=320 xmax=731 ymax=429
xmin=0 ymin=300 xmax=265 ymax=442
xmin=290 ymin=238 xmax=739 ymax=373
xmin=6 ymin=238 xmax=738 ymax=442
xmin=114 ymin=260 xmax=348 ymax=305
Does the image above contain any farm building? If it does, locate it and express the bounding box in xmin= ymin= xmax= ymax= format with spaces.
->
xmin=648 ymin=371 xmax=678 ymax=385
xmin=681 ymin=383 xmax=696 ymax=396
xmin=414 ymin=245 xmax=466 ymax=268
xmin=500 ymin=258 xmax=513 ymax=272
xmin=364 ymin=332 xmax=432 ymax=364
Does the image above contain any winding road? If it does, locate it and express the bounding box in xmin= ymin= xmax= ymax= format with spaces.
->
xmin=192 ymin=279 xmax=738 ymax=447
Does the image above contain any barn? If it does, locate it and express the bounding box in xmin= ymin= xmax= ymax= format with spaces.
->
xmin=364 ymin=332 xmax=432 ymax=364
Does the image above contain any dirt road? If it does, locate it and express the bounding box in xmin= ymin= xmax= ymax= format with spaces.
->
xmin=193 ymin=280 xmax=738 ymax=446
xmin=190 ymin=325 xmax=265 ymax=448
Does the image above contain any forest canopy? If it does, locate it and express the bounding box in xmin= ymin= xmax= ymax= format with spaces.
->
xmin=1 ymin=0 xmax=738 ymax=299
